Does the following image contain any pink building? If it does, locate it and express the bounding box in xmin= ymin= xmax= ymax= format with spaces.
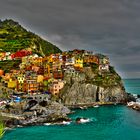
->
xmin=49 ymin=80 xmax=65 ymax=95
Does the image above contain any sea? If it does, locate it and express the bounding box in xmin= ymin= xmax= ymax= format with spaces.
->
xmin=2 ymin=79 xmax=140 ymax=140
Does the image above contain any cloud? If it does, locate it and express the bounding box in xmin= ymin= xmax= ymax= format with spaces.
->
xmin=0 ymin=0 xmax=140 ymax=78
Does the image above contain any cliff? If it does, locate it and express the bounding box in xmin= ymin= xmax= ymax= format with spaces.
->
xmin=59 ymin=67 xmax=127 ymax=106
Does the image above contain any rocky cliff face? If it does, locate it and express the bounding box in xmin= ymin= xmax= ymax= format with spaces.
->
xmin=59 ymin=67 xmax=127 ymax=106
xmin=2 ymin=99 xmax=71 ymax=128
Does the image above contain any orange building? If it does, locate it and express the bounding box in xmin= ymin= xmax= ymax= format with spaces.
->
xmin=83 ymin=55 xmax=99 ymax=64
xmin=26 ymin=79 xmax=39 ymax=94
xmin=42 ymin=56 xmax=49 ymax=62
xmin=33 ymin=57 xmax=43 ymax=66
xmin=16 ymin=81 xmax=26 ymax=92
xmin=32 ymin=65 xmax=40 ymax=73
xmin=0 ymin=69 xmax=4 ymax=76
xmin=47 ymin=54 xmax=53 ymax=63
xmin=44 ymin=64 xmax=52 ymax=76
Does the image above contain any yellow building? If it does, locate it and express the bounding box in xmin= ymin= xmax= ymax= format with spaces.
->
xmin=42 ymin=56 xmax=48 ymax=62
xmin=33 ymin=57 xmax=43 ymax=66
xmin=48 ymin=55 xmax=53 ymax=63
xmin=8 ymin=79 xmax=17 ymax=89
xmin=37 ymin=75 xmax=44 ymax=83
xmin=22 ymin=56 xmax=26 ymax=64
xmin=17 ymin=74 xmax=26 ymax=92
xmin=74 ymin=58 xmax=83 ymax=68
xmin=17 ymin=74 xmax=25 ymax=84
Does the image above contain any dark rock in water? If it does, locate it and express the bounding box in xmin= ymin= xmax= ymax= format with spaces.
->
xmin=76 ymin=118 xmax=81 ymax=124
xmin=137 ymin=95 xmax=140 ymax=98
xmin=127 ymin=94 xmax=137 ymax=102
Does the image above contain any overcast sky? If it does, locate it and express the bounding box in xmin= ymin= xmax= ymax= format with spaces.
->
xmin=0 ymin=0 xmax=140 ymax=78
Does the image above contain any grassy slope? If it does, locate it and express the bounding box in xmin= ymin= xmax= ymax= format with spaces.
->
xmin=0 ymin=19 xmax=61 ymax=56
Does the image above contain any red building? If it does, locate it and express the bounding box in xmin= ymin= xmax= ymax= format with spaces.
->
xmin=11 ymin=50 xmax=32 ymax=59
xmin=53 ymin=70 xmax=64 ymax=79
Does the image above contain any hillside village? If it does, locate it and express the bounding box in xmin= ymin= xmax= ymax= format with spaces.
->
xmin=0 ymin=20 xmax=129 ymax=129
xmin=0 ymin=49 xmax=110 ymax=97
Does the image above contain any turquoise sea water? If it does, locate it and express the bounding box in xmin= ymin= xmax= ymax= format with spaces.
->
xmin=123 ymin=79 xmax=140 ymax=95
xmin=2 ymin=79 xmax=140 ymax=140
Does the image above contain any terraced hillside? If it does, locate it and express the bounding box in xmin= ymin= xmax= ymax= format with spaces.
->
xmin=0 ymin=19 xmax=61 ymax=56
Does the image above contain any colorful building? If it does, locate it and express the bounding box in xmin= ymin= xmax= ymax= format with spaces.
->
xmin=65 ymin=57 xmax=75 ymax=66
xmin=53 ymin=70 xmax=64 ymax=79
xmin=49 ymin=80 xmax=65 ymax=95
xmin=17 ymin=74 xmax=26 ymax=92
xmin=74 ymin=57 xmax=83 ymax=68
xmin=83 ymin=55 xmax=99 ymax=64
xmin=33 ymin=57 xmax=43 ymax=66
xmin=65 ymin=67 xmax=79 ymax=76
xmin=99 ymin=64 xmax=109 ymax=72
xmin=37 ymin=75 xmax=44 ymax=83
xmin=8 ymin=79 xmax=17 ymax=89
xmin=26 ymin=79 xmax=39 ymax=94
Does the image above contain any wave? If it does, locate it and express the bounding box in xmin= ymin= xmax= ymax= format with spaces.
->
xmin=44 ymin=121 xmax=71 ymax=126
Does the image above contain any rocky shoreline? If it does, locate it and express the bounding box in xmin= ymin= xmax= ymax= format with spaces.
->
xmin=126 ymin=93 xmax=140 ymax=111
xmin=1 ymin=99 xmax=139 ymax=129
xmin=1 ymin=101 xmax=128 ymax=129
xmin=127 ymin=101 xmax=140 ymax=111
xmin=0 ymin=99 xmax=71 ymax=128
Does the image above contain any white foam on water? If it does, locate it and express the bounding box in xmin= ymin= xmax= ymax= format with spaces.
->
xmin=44 ymin=123 xmax=52 ymax=126
xmin=44 ymin=121 xmax=71 ymax=126
xmin=62 ymin=121 xmax=71 ymax=125
xmin=94 ymin=105 xmax=99 ymax=108
xmin=80 ymin=118 xmax=90 ymax=123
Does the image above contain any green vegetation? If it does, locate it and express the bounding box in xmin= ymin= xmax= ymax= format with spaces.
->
xmin=91 ymin=63 xmax=99 ymax=73
xmin=109 ymin=66 xmax=116 ymax=74
xmin=0 ymin=92 xmax=9 ymax=100
xmin=85 ymin=66 xmax=122 ymax=87
xmin=0 ymin=117 xmax=5 ymax=139
xmin=0 ymin=19 xmax=61 ymax=56
xmin=0 ymin=60 xmax=21 ymax=72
